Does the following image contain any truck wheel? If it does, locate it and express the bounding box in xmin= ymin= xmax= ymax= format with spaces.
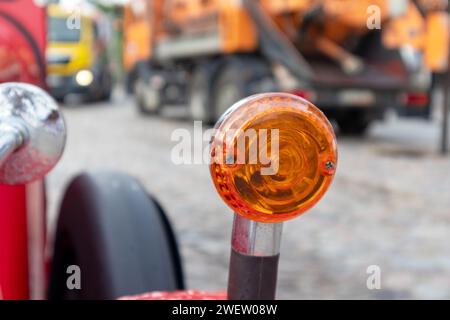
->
xmin=100 ymin=69 xmax=113 ymax=102
xmin=336 ymin=110 xmax=372 ymax=136
xmin=134 ymin=65 xmax=162 ymax=115
xmin=90 ymin=69 xmax=112 ymax=103
xmin=212 ymin=57 xmax=276 ymax=122
xmin=188 ymin=62 xmax=216 ymax=123
xmin=48 ymin=171 xmax=184 ymax=300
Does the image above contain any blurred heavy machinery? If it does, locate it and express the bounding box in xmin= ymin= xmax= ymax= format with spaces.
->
xmin=124 ymin=0 xmax=449 ymax=134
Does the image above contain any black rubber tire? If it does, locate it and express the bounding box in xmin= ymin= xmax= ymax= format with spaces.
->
xmin=188 ymin=61 xmax=219 ymax=124
xmin=48 ymin=171 xmax=184 ymax=300
xmin=99 ymin=69 xmax=113 ymax=102
xmin=126 ymin=68 xmax=138 ymax=94
xmin=90 ymin=77 xmax=112 ymax=103
xmin=134 ymin=64 xmax=162 ymax=115
xmin=336 ymin=110 xmax=372 ymax=136
xmin=211 ymin=56 xmax=276 ymax=122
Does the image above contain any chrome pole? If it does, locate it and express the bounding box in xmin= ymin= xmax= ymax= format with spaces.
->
xmin=227 ymin=214 xmax=283 ymax=300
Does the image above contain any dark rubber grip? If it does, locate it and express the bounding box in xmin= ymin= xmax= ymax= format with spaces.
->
xmin=227 ymin=248 xmax=280 ymax=300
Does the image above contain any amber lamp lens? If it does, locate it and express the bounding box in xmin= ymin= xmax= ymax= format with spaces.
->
xmin=210 ymin=93 xmax=337 ymax=223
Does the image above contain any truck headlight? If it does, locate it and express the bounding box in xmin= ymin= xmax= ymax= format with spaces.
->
xmin=75 ymin=70 xmax=94 ymax=87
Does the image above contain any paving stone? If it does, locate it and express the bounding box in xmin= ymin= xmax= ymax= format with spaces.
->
xmin=46 ymin=99 xmax=450 ymax=299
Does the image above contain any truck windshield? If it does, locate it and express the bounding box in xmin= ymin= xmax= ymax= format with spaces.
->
xmin=48 ymin=17 xmax=81 ymax=42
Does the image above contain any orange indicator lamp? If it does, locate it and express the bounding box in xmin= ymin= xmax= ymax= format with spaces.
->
xmin=210 ymin=93 xmax=337 ymax=223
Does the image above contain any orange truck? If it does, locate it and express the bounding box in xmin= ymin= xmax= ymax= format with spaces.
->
xmin=123 ymin=0 xmax=449 ymax=134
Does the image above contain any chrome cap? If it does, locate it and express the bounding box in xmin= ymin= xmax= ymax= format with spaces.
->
xmin=0 ymin=83 xmax=66 ymax=185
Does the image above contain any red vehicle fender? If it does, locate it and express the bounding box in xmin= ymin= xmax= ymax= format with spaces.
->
xmin=119 ymin=290 xmax=227 ymax=300
xmin=0 ymin=0 xmax=46 ymax=86
xmin=0 ymin=0 xmax=47 ymax=300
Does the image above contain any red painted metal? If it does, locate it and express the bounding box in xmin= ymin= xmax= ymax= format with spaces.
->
xmin=120 ymin=291 xmax=227 ymax=300
xmin=0 ymin=183 xmax=46 ymax=300
xmin=0 ymin=0 xmax=47 ymax=300
xmin=0 ymin=0 xmax=47 ymax=86
xmin=0 ymin=185 xmax=30 ymax=300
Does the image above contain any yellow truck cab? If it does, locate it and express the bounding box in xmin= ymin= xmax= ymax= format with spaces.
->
xmin=46 ymin=4 xmax=112 ymax=102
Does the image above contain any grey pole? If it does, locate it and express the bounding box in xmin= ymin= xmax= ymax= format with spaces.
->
xmin=442 ymin=71 xmax=449 ymax=155
xmin=441 ymin=4 xmax=450 ymax=155
xmin=227 ymin=214 xmax=283 ymax=300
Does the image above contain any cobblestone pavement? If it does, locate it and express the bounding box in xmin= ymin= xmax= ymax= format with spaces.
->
xmin=47 ymin=97 xmax=450 ymax=299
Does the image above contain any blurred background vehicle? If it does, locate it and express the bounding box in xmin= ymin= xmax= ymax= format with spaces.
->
xmin=46 ymin=2 xmax=113 ymax=102
xmin=123 ymin=0 xmax=448 ymax=134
